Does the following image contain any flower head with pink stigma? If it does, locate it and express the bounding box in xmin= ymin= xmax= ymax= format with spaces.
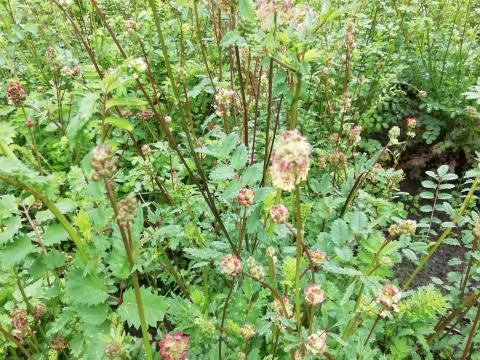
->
xmin=269 ymin=204 xmax=289 ymax=224
xmin=304 ymin=284 xmax=325 ymax=306
xmin=220 ymin=254 xmax=242 ymax=276
xmin=272 ymin=295 xmax=293 ymax=319
xmin=310 ymin=249 xmax=327 ymax=267
xmin=306 ymin=330 xmax=328 ymax=355
xmin=238 ymin=188 xmax=255 ymax=207
xmin=270 ymin=130 xmax=311 ymax=192
xmin=376 ymin=284 xmax=401 ymax=318
xmin=158 ymin=332 xmax=189 ymax=360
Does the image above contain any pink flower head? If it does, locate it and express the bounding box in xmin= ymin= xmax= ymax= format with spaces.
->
xmin=348 ymin=125 xmax=362 ymax=143
xmin=7 ymin=81 xmax=25 ymax=106
xmin=304 ymin=284 xmax=325 ymax=306
xmin=273 ymin=295 xmax=293 ymax=318
xmin=310 ymin=249 xmax=327 ymax=266
xmin=269 ymin=204 xmax=289 ymax=224
xmin=270 ymin=130 xmax=311 ymax=192
xmin=158 ymin=332 xmax=189 ymax=360
xmin=406 ymin=117 xmax=417 ymax=129
xmin=306 ymin=330 xmax=328 ymax=355
xmin=376 ymin=284 xmax=401 ymax=318
xmin=220 ymin=254 xmax=242 ymax=276
xmin=238 ymin=188 xmax=255 ymax=207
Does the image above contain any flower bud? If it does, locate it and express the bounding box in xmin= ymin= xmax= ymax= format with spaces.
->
xmin=25 ymin=118 xmax=35 ymax=128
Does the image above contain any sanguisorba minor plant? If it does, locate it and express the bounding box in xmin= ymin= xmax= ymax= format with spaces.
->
xmin=1 ymin=0 xmax=480 ymax=359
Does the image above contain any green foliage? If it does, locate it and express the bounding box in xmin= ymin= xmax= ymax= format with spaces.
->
xmin=0 ymin=0 xmax=479 ymax=359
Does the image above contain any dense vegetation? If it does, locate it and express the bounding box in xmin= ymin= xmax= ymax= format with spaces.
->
xmin=1 ymin=0 xmax=480 ymax=359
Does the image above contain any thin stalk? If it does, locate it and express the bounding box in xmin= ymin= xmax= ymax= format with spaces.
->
xmin=219 ymin=280 xmax=235 ymax=360
xmin=294 ymin=184 xmax=303 ymax=333
xmin=460 ymin=303 xmax=480 ymax=360
xmin=0 ymin=325 xmax=33 ymax=359
xmin=104 ymin=180 xmax=152 ymax=360
xmin=403 ymin=177 xmax=479 ymax=291
xmin=235 ymin=45 xmax=249 ymax=147
xmin=288 ymin=73 xmax=302 ymax=130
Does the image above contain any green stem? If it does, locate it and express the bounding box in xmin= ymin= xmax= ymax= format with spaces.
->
xmin=0 ymin=325 xmax=33 ymax=359
xmin=289 ymin=73 xmax=302 ymax=130
xmin=294 ymin=184 xmax=303 ymax=333
xmin=460 ymin=303 xmax=480 ymax=360
xmin=0 ymin=175 xmax=87 ymax=262
xmin=104 ymin=180 xmax=152 ymax=360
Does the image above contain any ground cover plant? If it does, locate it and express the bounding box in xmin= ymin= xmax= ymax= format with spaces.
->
xmin=0 ymin=0 xmax=480 ymax=359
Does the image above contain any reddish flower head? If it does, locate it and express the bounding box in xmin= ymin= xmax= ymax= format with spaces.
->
xmin=238 ymin=188 xmax=255 ymax=207
xmin=304 ymin=284 xmax=325 ymax=306
xmin=269 ymin=204 xmax=289 ymax=224
xmin=310 ymin=249 xmax=327 ymax=267
xmin=7 ymin=81 xmax=25 ymax=106
xmin=270 ymin=130 xmax=311 ymax=191
xmin=158 ymin=332 xmax=189 ymax=360
xmin=220 ymin=254 xmax=242 ymax=276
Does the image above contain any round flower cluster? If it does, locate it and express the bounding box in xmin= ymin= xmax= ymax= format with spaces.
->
xmin=376 ymin=284 xmax=401 ymax=318
xmin=91 ymin=145 xmax=117 ymax=180
xmin=344 ymin=22 xmax=356 ymax=48
xmin=46 ymin=46 xmax=57 ymax=62
xmin=220 ymin=254 xmax=242 ymax=276
xmin=269 ymin=204 xmax=289 ymax=224
xmin=388 ymin=219 xmax=417 ymax=237
xmin=270 ymin=130 xmax=311 ymax=192
xmin=105 ymin=341 xmax=124 ymax=358
xmin=348 ymin=125 xmax=362 ymax=143
xmin=25 ymin=119 xmax=35 ymax=128
xmin=329 ymin=150 xmax=347 ymax=167
xmin=213 ymin=88 xmax=240 ymax=117
xmin=310 ymin=249 xmax=327 ymax=267
xmin=405 ymin=117 xmax=417 ymax=138
xmin=306 ymin=330 xmax=328 ymax=355
xmin=124 ymin=19 xmax=137 ymax=34
xmin=51 ymin=336 xmax=68 ymax=352
xmin=250 ymin=264 xmax=265 ymax=280
xmin=11 ymin=306 xmax=29 ymax=340
xmin=273 ymin=295 xmax=293 ymax=319
xmin=33 ymin=303 xmax=47 ymax=319
xmin=239 ymin=324 xmax=255 ymax=340
xmin=388 ymin=126 xmax=401 ymax=145
xmin=304 ymin=284 xmax=325 ymax=306
xmin=137 ymin=109 xmax=155 ymax=121
xmin=128 ymin=58 xmax=147 ymax=77
xmin=7 ymin=81 xmax=25 ymax=106
xmin=317 ymin=155 xmax=326 ymax=170
xmin=117 ymin=196 xmax=138 ymax=227
xmin=238 ymin=188 xmax=255 ymax=207
xmin=266 ymin=246 xmax=275 ymax=257
xmin=158 ymin=332 xmax=189 ymax=360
